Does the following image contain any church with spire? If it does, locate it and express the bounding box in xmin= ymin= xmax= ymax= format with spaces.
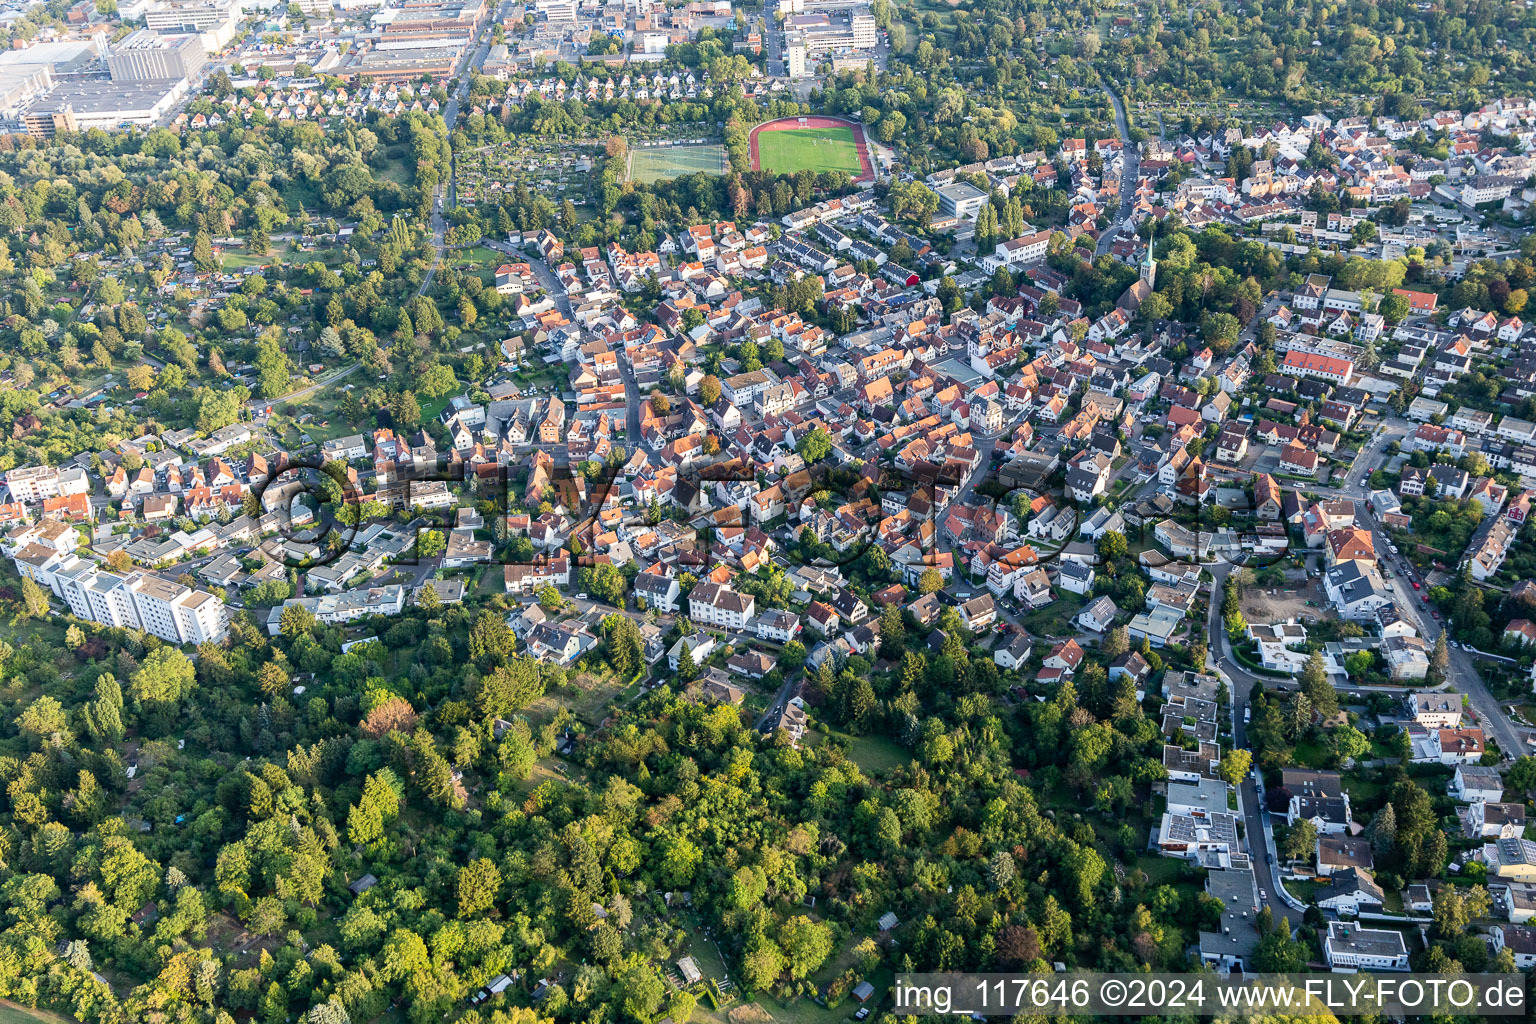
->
xmin=1117 ymin=225 xmax=1158 ymax=314
xmin=1140 ymin=225 xmax=1158 ymax=289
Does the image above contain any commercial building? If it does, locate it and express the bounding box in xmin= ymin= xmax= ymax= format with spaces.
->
xmin=107 ymin=30 xmax=207 ymax=82
xmin=782 ymin=6 xmax=875 ymax=53
xmin=145 ymin=0 xmax=243 ymax=50
xmin=935 ymin=180 xmax=988 ymax=221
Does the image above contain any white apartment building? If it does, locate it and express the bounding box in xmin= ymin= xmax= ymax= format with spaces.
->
xmin=756 ymin=609 xmax=801 ymax=643
xmin=6 ymin=465 xmax=89 ymax=504
xmin=50 ymin=557 xmax=227 ymax=644
xmin=688 ymin=581 xmax=756 ymax=630
xmin=979 ymin=229 xmax=1052 ymax=274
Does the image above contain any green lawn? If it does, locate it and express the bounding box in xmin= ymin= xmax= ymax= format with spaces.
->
xmin=846 ymin=734 xmax=910 ymax=776
xmin=754 ymin=126 xmax=864 ymax=176
xmin=1018 ymin=591 xmax=1088 ymax=638
xmin=222 ymin=247 xmax=281 ymax=269
xmin=1343 ymin=775 xmax=1386 ymax=806
xmin=0 ymin=1003 xmax=77 ymax=1024
xmin=1292 ymin=738 xmax=1333 ymax=769
xmin=753 ymin=992 xmax=846 ymax=1024
xmin=450 ymin=245 xmax=505 ymax=268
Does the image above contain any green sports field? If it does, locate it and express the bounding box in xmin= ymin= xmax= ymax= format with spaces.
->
xmin=626 ymin=144 xmax=727 ymax=183
xmin=754 ymin=125 xmax=865 ymax=176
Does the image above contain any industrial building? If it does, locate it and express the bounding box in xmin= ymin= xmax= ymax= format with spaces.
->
xmin=16 ymin=78 xmax=188 ymax=136
xmin=108 ymin=30 xmax=207 ymax=82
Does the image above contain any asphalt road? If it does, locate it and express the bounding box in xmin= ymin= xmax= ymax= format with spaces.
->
xmin=1272 ymin=418 xmax=1528 ymax=757
xmin=1096 ymin=84 xmax=1139 ymax=258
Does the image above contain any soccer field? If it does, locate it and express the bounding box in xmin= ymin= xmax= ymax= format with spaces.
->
xmin=754 ymin=125 xmax=866 ymax=176
xmin=626 ymin=144 xmax=727 ymax=183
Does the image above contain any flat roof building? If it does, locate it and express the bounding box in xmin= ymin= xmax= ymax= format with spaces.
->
xmin=18 ymin=77 xmax=187 ymax=135
xmin=108 ymin=30 xmax=206 ymax=82
xmin=936 ymin=180 xmax=988 ymax=221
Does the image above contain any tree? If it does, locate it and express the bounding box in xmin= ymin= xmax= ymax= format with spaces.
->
xmin=1139 ymin=291 xmax=1172 ymax=321
xmin=1201 ymin=311 xmax=1241 ymax=353
xmin=280 ymin=603 xmax=316 ymax=638
xmin=1300 ymin=651 xmax=1338 ymax=717
xmin=1365 ymin=804 xmax=1397 ymax=853
xmin=1344 ymin=650 xmax=1374 ymax=678
xmin=192 ymin=231 xmax=217 ymax=273
xmin=742 ymin=939 xmax=785 ymax=990
xmin=700 ymin=375 xmax=721 ymax=406
xmin=1378 ymin=292 xmax=1410 ymax=323
xmin=306 ymin=1002 xmax=351 ymax=1024
xmin=778 ymin=916 xmax=833 ymax=979
xmin=474 ymin=657 xmax=545 ymax=717
xmin=602 ymin=614 xmax=644 ymax=676
xmin=878 ymin=603 xmax=906 ymax=659
xmin=1282 ymin=818 xmax=1318 ymax=863
xmin=15 ymin=696 xmax=69 ymax=746
xmin=1332 ymin=724 xmax=1371 ymax=764
xmin=1102 ymin=626 xmax=1129 ymax=658
xmin=1218 ymin=748 xmax=1252 ymax=786
xmin=19 ymin=578 xmax=50 ymax=619
xmin=1433 ymin=884 xmax=1470 ymax=937
xmin=417 ymin=581 xmax=441 ymax=612
xmin=129 ymin=647 xmax=196 ymax=711
xmin=1096 ymin=530 xmax=1128 ymax=562
xmin=82 ymin=674 xmax=124 ymax=743
xmin=456 ymin=858 xmax=502 ymax=918
xmin=1431 ymin=633 xmax=1451 ymax=683
xmin=918 ymin=568 xmax=944 ymax=595
xmin=1506 ymin=756 xmax=1536 ymax=798
xmin=1252 ymin=928 xmax=1309 ymax=972
xmin=676 ymin=643 xmax=699 ymax=684
xmin=255 ymin=333 xmax=290 ymax=398
xmin=796 ymin=427 xmax=833 ymax=464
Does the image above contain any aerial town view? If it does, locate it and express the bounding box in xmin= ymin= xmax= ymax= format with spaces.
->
xmin=0 ymin=0 xmax=1535 ymax=1018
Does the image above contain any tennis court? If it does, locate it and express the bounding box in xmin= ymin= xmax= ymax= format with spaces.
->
xmin=626 ymin=144 xmax=727 ymax=183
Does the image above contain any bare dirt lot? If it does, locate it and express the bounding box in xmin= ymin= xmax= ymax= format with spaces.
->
xmin=1238 ymin=577 xmax=1335 ymax=624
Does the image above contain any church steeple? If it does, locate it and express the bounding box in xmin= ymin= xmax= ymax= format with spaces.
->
xmin=1140 ymin=221 xmax=1157 ymax=289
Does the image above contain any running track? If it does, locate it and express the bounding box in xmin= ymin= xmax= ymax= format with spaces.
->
xmin=747 ymin=116 xmax=875 ymax=182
